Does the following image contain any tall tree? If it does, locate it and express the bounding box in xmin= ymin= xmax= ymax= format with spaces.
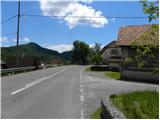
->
xmin=72 ymin=40 xmax=89 ymax=65
xmin=89 ymin=43 xmax=102 ymax=65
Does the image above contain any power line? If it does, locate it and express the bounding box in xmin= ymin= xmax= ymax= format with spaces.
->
xmin=21 ymin=14 xmax=150 ymax=19
xmin=1 ymin=15 xmax=17 ymax=24
xmin=1 ymin=32 xmax=16 ymax=36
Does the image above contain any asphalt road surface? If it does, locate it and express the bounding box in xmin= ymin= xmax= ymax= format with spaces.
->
xmin=1 ymin=65 xmax=158 ymax=119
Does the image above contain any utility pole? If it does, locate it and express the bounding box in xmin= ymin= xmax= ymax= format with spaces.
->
xmin=16 ymin=1 xmax=20 ymax=67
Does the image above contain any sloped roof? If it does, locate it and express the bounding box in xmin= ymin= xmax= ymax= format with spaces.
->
xmin=116 ymin=24 xmax=154 ymax=46
xmin=100 ymin=40 xmax=117 ymax=53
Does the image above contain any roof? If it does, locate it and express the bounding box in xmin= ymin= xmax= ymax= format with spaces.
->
xmin=116 ymin=24 xmax=156 ymax=46
xmin=100 ymin=40 xmax=117 ymax=53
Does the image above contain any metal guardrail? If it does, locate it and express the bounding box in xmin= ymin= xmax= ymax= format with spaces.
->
xmin=1 ymin=64 xmax=62 ymax=74
xmin=1 ymin=66 xmax=35 ymax=74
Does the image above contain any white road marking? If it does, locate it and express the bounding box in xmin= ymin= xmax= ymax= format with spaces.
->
xmin=11 ymin=69 xmax=67 ymax=95
xmin=80 ymin=68 xmax=84 ymax=119
xmin=80 ymin=88 xmax=83 ymax=93
xmin=81 ymin=109 xmax=84 ymax=119
xmin=80 ymin=95 xmax=84 ymax=102
xmin=80 ymin=84 xmax=83 ymax=89
xmin=11 ymin=86 xmax=30 ymax=95
xmin=80 ymin=69 xmax=83 ymax=83
xmin=26 ymin=77 xmax=48 ymax=87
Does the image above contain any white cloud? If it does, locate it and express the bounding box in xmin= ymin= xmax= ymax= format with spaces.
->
xmin=45 ymin=43 xmax=104 ymax=53
xmin=0 ymin=37 xmax=8 ymax=43
xmin=80 ymin=0 xmax=93 ymax=3
xmin=89 ymin=43 xmax=105 ymax=49
xmin=13 ymin=37 xmax=31 ymax=43
xmin=39 ymin=0 xmax=108 ymax=29
xmin=46 ymin=44 xmax=73 ymax=53
xmin=22 ymin=37 xmax=30 ymax=43
xmin=89 ymin=44 xmax=95 ymax=48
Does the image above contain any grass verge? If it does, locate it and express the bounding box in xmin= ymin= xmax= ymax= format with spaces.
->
xmin=90 ymin=107 xmax=102 ymax=119
xmin=84 ymin=67 xmax=92 ymax=72
xmin=110 ymin=91 xmax=159 ymax=119
xmin=104 ymin=71 xmax=120 ymax=80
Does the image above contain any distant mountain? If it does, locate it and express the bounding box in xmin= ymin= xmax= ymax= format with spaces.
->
xmin=1 ymin=42 xmax=72 ymax=63
xmin=61 ymin=51 xmax=72 ymax=61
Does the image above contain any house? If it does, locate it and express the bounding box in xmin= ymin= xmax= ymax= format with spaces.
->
xmin=116 ymin=24 xmax=159 ymax=82
xmin=101 ymin=40 xmax=122 ymax=70
xmin=50 ymin=58 xmax=63 ymax=65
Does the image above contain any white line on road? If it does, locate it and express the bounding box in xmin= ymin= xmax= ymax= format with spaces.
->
xmin=80 ymin=88 xmax=83 ymax=93
xmin=26 ymin=77 xmax=48 ymax=87
xmin=80 ymin=95 xmax=84 ymax=102
xmin=80 ymin=68 xmax=84 ymax=119
xmin=81 ymin=109 xmax=84 ymax=119
xmin=11 ymin=69 xmax=67 ymax=95
xmin=80 ymin=84 xmax=83 ymax=89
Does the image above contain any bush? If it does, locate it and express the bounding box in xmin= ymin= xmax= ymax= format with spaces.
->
xmin=91 ymin=65 xmax=108 ymax=71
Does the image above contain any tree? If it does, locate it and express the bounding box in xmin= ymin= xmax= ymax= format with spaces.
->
xmin=89 ymin=43 xmax=102 ymax=65
xmin=140 ymin=0 xmax=159 ymax=22
xmin=72 ymin=40 xmax=89 ymax=65
xmin=137 ymin=1 xmax=159 ymax=70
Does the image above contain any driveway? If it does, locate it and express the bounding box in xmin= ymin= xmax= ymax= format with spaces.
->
xmin=82 ymin=71 xmax=159 ymax=118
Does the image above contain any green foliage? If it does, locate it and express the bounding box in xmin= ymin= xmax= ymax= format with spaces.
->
xmin=71 ymin=41 xmax=104 ymax=65
xmin=131 ymin=25 xmax=159 ymax=69
xmin=105 ymin=71 xmax=120 ymax=80
xmin=152 ymin=67 xmax=159 ymax=74
xmin=61 ymin=51 xmax=72 ymax=63
xmin=140 ymin=0 xmax=159 ymax=22
xmin=72 ymin=40 xmax=90 ymax=65
xmin=91 ymin=107 xmax=102 ymax=119
xmin=84 ymin=67 xmax=92 ymax=72
xmin=90 ymin=53 xmax=102 ymax=65
xmin=89 ymin=43 xmax=102 ymax=65
xmin=138 ymin=1 xmax=159 ymax=69
xmin=124 ymin=57 xmax=133 ymax=66
xmin=1 ymin=42 xmax=69 ymax=64
xmin=110 ymin=91 xmax=159 ymax=119
xmin=93 ymin=43 xmax=101 ymax=53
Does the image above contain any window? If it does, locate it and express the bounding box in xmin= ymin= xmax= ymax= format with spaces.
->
xmin=111 ymin=49 xmax=118 ymax=55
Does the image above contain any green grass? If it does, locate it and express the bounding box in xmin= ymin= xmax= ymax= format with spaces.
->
xmin=91 ymin=107 xmax=102 ymax=119
xmin=105 ymin=71 xmax=120 ymax=80
xmin=84 ymin=67 xmax=92 ymax=72
xmin=110 ymin=91 xmax=159 ymax=119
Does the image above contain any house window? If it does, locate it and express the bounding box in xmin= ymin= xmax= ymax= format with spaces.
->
xmin=111 ymin=49 xmax=118 ymax=55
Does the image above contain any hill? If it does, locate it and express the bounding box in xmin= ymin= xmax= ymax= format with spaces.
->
xmin=61 ymin=51 xmax=72 ymax=61
xmin=1 ymin=42 xmax=72 ymax=63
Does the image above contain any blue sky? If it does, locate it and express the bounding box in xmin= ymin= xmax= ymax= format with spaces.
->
xmin=1 ymin=0 xmax=158 ymax=53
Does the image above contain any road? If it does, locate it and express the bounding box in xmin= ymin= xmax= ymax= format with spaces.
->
xmin=1 ymin=65 xmax=158 ymax=119
xmin=2 ymin=66 xmax=85 ymax=118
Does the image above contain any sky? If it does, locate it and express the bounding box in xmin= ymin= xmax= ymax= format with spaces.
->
xmin=1 ymin=0 xmax=159 ymax=53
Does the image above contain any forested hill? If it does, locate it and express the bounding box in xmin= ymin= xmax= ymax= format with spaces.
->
xmin=1 ymin=42 xmax=72 ymax=63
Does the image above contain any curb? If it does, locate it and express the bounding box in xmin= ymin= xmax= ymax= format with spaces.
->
xmin=101 ymin=98 xmax=126 ymax=119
